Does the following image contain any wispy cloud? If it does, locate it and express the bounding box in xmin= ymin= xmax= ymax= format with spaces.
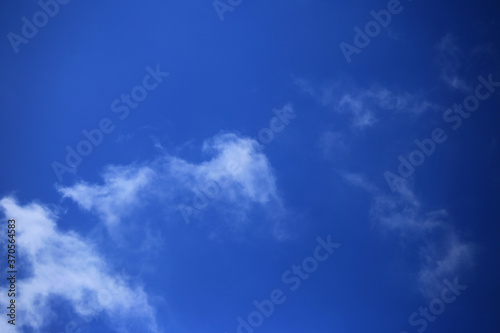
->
xmin=435 ymin=34 xmax=470 ymax=92
xmin=337 ymin=86 xmax=435 ymax=129
xmin=417 ymin=231 xmax=474 ymax=297
xmin=59 ymin=164 xmax=155 ymax=230
xmin=294 ymin=77 xmax=434 ymax=130
xmin=59 ymin=132 xmax=285 ymax=236
xmin=342 ymin=173 xmax=474 ymax=297
xmin=0 ymin=197 xmax=158 ymax=333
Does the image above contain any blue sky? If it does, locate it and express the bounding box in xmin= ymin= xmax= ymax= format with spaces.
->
xmin=1 ymin=0 xmax=500 ymax=332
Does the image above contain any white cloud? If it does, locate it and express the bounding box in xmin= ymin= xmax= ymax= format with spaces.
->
xmin=342 ymin=173 xmax=474 ymax=297
xmin=59 ymin=132 xmax=284 ymax=234
xmin=0 ymin=197 xmax=158 ymax=333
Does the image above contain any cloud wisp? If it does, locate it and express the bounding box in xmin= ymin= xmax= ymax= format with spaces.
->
xmin=341 ymin=173 xmax=474 ymax=297
xmin=294 ymin=78 xmax=434 ymax=130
